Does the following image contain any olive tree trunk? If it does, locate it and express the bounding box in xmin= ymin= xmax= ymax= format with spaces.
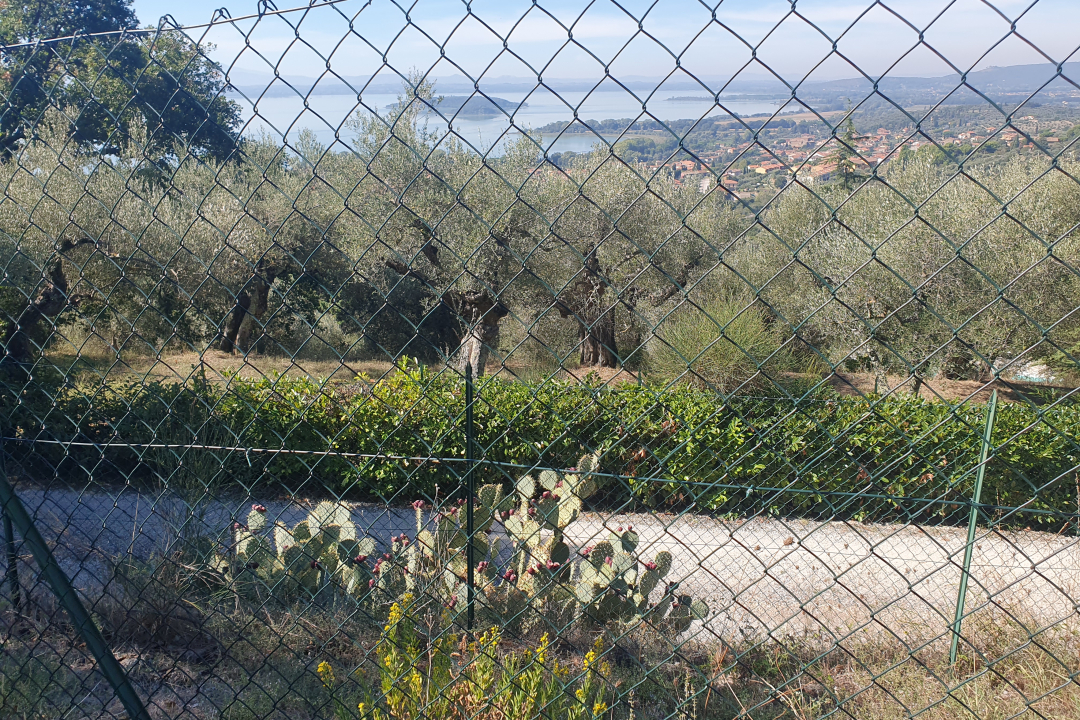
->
xmin=558 ymin=249 xmax=619 ymax=368
xmin=235 ymin=274 xmax=271 ymax=354
xmin=452 ymin=291 xmax=508 ymax=378
xmin=221 ymin=263 xmax=277 ymax=355
xmin=218 ymin=289 xmax=250 ymax=353
xmin=2 ymin=260 xmax=70 ymax=365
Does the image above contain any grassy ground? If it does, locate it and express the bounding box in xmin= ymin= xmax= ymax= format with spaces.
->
xmin=45 ymin=348 xmax=398 ymax=385
xmin=39 ymin=345 xmax=1076 ymax=407
xmin=2 ymin=556 xmax=1078 ymax=720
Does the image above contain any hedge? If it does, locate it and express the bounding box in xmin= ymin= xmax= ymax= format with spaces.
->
xmin=10 ymin=366 xmax=1080 ymax=526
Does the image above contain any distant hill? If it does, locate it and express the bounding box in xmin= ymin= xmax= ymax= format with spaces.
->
xmin=378 ymin=95 xmax=524 ymax=118
xmin=794 ymin=62 xmax=1080 ymax=108
xmin=430 ymin=95 xmax=524 ymax=117
xmin=225 ymin=62 xmax=1080 ymax=109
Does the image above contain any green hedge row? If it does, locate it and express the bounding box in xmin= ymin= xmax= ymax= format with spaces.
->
xmin=12 ymin=367 xmax=1080 ymax=525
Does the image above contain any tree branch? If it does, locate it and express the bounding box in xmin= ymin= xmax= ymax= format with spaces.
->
xmin=385 ymin=258 xmax=433 ymax=287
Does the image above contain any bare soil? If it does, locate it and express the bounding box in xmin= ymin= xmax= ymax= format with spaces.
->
xmin=824 ymin=371 xmax=1075 ymax=404
xmin=39 ymin=348 xmax=1079 ymax=406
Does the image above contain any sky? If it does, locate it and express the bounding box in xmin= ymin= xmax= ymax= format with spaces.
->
xmin=127 ymin=0 xmax=1080 ymax=84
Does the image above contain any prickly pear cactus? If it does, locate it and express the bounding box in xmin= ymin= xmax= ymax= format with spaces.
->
xmin=400 ymin=487 xmax=507 ymax=623
xmin=572 ymin=525 xmax=708 ymax=636
xmin=227 ymin=459 xmax=708 ymax=639
xmin=225 ymin=501 xmax=376 ymax=603
xmin=500 ymin=453 xmax=601 ymax=596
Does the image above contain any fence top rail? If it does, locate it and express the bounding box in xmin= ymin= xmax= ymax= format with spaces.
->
xmin=0 ymin=0 xmax=353 ymax=52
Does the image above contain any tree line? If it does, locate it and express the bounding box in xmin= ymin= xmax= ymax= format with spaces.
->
xmin=1 ymin=1 xmax=1078 ymax=388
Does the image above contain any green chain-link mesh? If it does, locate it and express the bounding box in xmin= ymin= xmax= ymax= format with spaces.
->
xmin=1 ymin=1 xmax=1079 ymax=718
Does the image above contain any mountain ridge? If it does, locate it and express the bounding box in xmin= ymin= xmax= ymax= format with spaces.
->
xmin=224 ymin=62 xmax=1080 ymax=111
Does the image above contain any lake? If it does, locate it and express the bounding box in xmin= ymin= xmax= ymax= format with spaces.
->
xmin=231 ymin=87 xmax=785 ymax=155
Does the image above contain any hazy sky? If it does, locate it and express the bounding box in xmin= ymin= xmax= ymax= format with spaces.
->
xmin=129 ymin=0 xmax=1080 ymax=82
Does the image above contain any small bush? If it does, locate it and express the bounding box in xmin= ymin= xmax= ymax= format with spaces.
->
xmin=649 ymin=295 xmax=791 ymax=391
xmin=349 ymin=599 xmax=612 ymax=720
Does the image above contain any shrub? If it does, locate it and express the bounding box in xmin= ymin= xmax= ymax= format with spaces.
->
xmin=353 ymin=601 xmax=611 ymax=720
xmin=649 ymin=294 xmax=790 ymax=392
xmin=12 ymin=366 xmax=1080 ymax=527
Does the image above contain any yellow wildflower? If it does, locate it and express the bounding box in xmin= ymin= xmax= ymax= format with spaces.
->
xmin=593 ymin=700 xmax=608 ymax=716
xmin=386 ymin=602 xmax=404 ymax=628
xmin=481 ymin=626 xmax=501 ymax=649
xmin=576 ymin=688 xmax=586 ymax=702
xmin=583 ymin=636 xmax=605 ymax=672
xmin=409 ymin=669 xmax=423 ymax=696
xmin=317 ymin=660 xmax=335 ymax=689
xmin=535 ymin=633 xmax=550 ymax=666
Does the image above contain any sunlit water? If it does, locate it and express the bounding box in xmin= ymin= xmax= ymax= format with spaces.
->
xmin=230 ymin=87 xmax=785 ymax=156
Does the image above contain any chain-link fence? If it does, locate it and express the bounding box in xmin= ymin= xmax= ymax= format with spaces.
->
xmin=1 ymin=0 xmax=1080 ymax=717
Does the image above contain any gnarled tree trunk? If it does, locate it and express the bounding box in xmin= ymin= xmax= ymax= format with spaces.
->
xmin=235 ymin=274 xmax=271 ymax=354
xmin=384 ymin=258 xmax=509 ymax=377
xmin=221 ymin=262 xmax=277 ymax=355
xmin=218 ymin=289 xmax=250 ymax=353
xmin=3 ymin=260 xmax=72 ymax=365
xmin=2 ymin=239 xmax=103 ymax=364
xmin=452 ymin=291 xmax=508 ymax=378
xmin=558 ymin=248 xmax=619 ymax=368
xmin=578 ymin=309 xmax=618 ymax=367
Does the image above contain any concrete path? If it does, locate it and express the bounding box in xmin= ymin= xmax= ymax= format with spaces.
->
xmin=7 ymin=485 xmax=1078 ymax=648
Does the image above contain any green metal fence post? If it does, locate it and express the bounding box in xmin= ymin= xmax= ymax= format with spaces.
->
xmin=3 ymin=505 xmax=17 ymax=611
xmin=949 ymin=389 xmax=998 ymax=666
xmin=0 ymin=470 xmax=151 ymax=720
xmin=1 ymin=437 xmax=18 ymax=611
xmin=465 ymin=363 xmax=475 ymax=631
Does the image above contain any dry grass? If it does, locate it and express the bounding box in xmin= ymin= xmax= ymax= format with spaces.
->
xmin=824 ymin=371 xmax=1076 ymax=405
xmin=4 ymin=564 xmax=1080 ymax=720
xmin=805 ymin=612 xmax=1080 ymax=719
xmin=45 ymin=348 xmax=397 ymax=386
xmin=42 ymin=347 xmax=644 ymax=389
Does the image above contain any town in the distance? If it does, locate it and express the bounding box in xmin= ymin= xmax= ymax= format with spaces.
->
xmin=538 ymin=101 xmax=1080 ymax=207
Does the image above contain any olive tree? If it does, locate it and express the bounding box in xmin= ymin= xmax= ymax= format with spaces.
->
xmin=519 ymin=152 xmax=745 ymax=369
xmin=335 ymin=77 xmax=547 ymax=376
xmin=759 ymin=150 xmax=1080 ymax=381
xmin=0 ymin=110 xmax=226 ymax=363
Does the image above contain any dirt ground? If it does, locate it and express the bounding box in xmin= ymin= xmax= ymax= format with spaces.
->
xmin=40 ymin=348 xmax=1076 ymax=405
xmin=823 ymin=371 xmax=1075 ymax=404
xmin=49 ymin=348 xmax=397 ymax=385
